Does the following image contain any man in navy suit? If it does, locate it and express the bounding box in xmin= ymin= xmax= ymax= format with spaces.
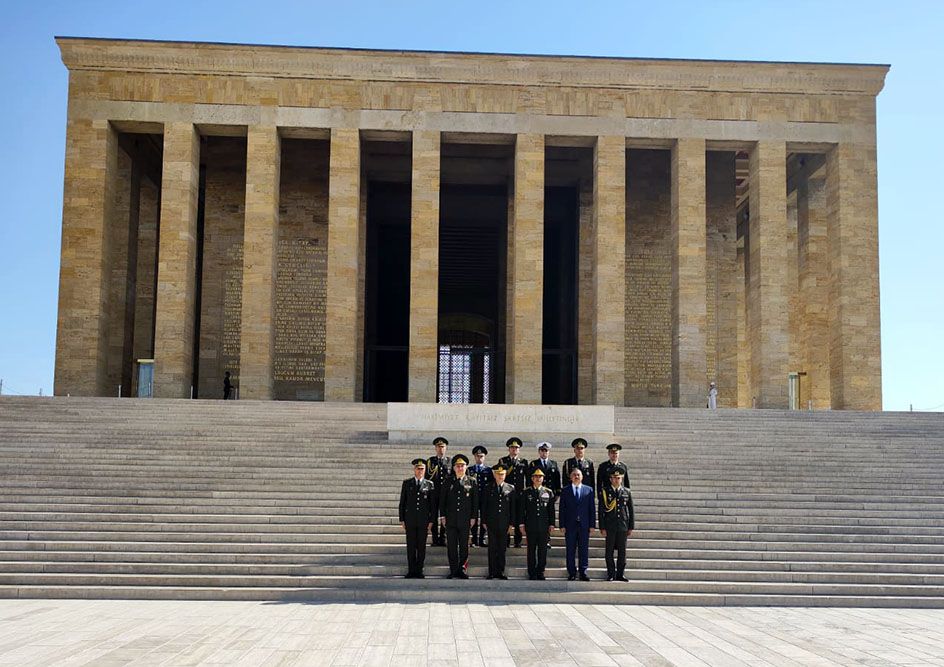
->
xmin=558 ymin=468 xmax=596 ymax=581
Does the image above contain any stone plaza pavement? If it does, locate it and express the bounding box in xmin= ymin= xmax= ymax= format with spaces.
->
xmin=1 ymin=600 xmax=942 ymax=666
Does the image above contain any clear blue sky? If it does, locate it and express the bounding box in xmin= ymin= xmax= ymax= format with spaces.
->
xmin=1 ymin=0 xmax=941 ymax=411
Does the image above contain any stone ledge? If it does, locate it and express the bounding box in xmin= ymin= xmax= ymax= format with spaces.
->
xmin=387 ymin=402 xmax=614 ymax=446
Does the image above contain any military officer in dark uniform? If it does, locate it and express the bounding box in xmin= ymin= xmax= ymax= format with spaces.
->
xmin=532 ymin=441 xmax=561 ymax=552
xmin=439 ymin=453 xmax=478 ymax=579
xmin=598 ymin=469 xmax=635 ymax=582
xmin=481 ymin=464 xmax=517 ymax=579
xmin=399 ymin=458 xmax=435 ymax=578
xmin=497 ymin=437 xmax=529 ymax=547
xmin=597 ymin=443 xmax=630 ymax=494
xmin=519 ymin=467 xmax=556 ymax=580
xmin=426 ymin=436 xmax=450 ymax=546
xmin=562 ymin=437 xmax=595 ymax=491
xmin=468 ymin=445 xmax=492 ymax=548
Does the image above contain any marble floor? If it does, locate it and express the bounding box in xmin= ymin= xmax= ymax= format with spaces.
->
xmin=1 ymin=599 xmax=942 ymax=666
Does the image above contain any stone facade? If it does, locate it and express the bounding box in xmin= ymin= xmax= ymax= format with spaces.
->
xmin=53 ymin=38 xmax=887 ymax=409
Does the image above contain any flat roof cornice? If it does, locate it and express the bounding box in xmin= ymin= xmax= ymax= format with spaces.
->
xmin=56 ymin=36 xmax=889 ymax=96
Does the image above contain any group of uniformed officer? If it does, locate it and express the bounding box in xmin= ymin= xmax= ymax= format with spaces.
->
xmin=398 ymin=435 xmax=635 ymax=580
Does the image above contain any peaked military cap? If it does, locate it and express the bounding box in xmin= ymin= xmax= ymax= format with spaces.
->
xmin=492 ymin=464 xmax=508 ymax=473
xmin=505 ymin=437 xmax=523 ymax=448
xmin=571 ymin=437 xmax=588 ymax=449
xmin=412 ymin=458 xmax=426 ymax=467
xmin=530 ymin=467 xmax=546 ymax=477
xmin=606 ymin=443 xmax=622 ymax=452
xmin=451 ymin=453 xmax=469 ymax=466
xmin=433 ymin=436 xmax=449 ymax=446
xmin=609 ymin=468 xmax=625 ymax=477
xmin=537 ymin=441 xmax=552 ymax=450
xmin=472 ymin=445 xmax=488 ymax=455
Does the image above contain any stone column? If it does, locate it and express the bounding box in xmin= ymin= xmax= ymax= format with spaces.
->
xmin=797 ymin=175 xmax=831 ymax=409
xmin=408 ymin=130 xmax=441 ymax=402
xmin=54 ymin=119 xmax=118 ymax=396
xmin=736 ymin=243 xmax=751 ymax=407
xmin=747 ymin=141 xmax=790 ymax=408
xmin=324 ymin=128 xmax=363 ymax=402
xmin=506 ymin=133 xmax=544 ymax=404
xmin=670 ymin=138 xmax=708 ymax=407
xmin=576 ymin=175 xmax=594 ymax=404
xmin=153 ymin=122 xmax=200 ymax=398
xmin=239 ymin=125 xmax=281 ymax=399
xmin=706 ymin=152 xmax=738 ymax=408
xmin=826 ymin=143 xmax=882 ymax=410
xmin=593 ymin=136 xmax=626 ymax=406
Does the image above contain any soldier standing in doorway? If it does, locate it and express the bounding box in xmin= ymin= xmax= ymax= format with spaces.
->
xmin=223 ymin=371 xmax=233 ymax=400
xmin=426 ymin=436 xmax=450 ymax=546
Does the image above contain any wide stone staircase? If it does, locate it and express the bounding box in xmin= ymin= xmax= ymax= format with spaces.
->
xmin=1 ymin=396 xmax=943 ymax=607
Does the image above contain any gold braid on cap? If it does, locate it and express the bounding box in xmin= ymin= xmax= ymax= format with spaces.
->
xmin=602 ymin=488 xmax=617 ymax=513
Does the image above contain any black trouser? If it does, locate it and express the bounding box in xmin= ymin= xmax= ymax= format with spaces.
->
xmin=604 ymin=528 xmax=628 ymax=578
xmin=404 ymin=523 xmax=428 ymax=575
xmin=486 ymin=524 xmax=509 ymax=576
xmin=472 ymin=518 xmax=487 ymax=546
xmin=526 ymin=529 xmax=549 ymax=577
xmin=430 ymin=491 xmax=445 ymax=544
xmin=446 ymin=524 xmax=471 ymax=575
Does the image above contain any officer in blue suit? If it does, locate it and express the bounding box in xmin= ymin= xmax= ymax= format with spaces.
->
xmin=558 ymin=467 xmax=596 ymax=581
xmin=468 ymin=445 xmax=492 ymax=547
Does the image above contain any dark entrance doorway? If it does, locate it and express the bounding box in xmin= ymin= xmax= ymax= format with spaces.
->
xmin=542 ymin=185 xmax=579 ymax=404
xmin=363 ymin=138 xmax=412 ymax=402
xmin=437 ymin=179 xmax=508 ymax=403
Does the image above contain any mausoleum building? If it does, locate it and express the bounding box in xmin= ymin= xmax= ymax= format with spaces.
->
xmin=53 ymin=37 xmax=887 ymax=409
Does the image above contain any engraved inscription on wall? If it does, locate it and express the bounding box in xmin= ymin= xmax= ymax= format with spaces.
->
xmin=274 ymin=238 xmax=326 ymax=386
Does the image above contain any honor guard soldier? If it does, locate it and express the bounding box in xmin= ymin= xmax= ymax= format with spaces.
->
xmin=519 ymin=467 xmax=556 ymax=580
xmin=439 ymin=453 xmax=478 ymax=579
xmin=497 ymin=437 xmax=529 ymax=547
xmin=426 ymin=436 xmax=450 ymax=546
xmin=532 ymin=442 xmax=561 ymax=552
xmin=399 ymin=459 xmax=435 ymax=578
xmin=599 ymin=469 xmax=635 ymax=582
xmin=468 ymin=446 xmax=492 ymax=548
xmin=597 ymin=443 xmax=630 ymax=494
xmin=482 ymin=464 xmax=517 ymax=580
xmin=563 ymin=438 xmax=595 ymax=491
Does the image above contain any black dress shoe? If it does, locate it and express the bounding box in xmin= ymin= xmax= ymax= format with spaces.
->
xmin=579 ymin=573 xmax=591 ymax=582
xmin=567 ymin=574 xmax=576 ymax=581
xmin=606 ymin=575 xmax=614 ymax=582
xmin=458 ymin=572 xmax=470 ymax=580
xmin=498 ymin=575 xmax=508 ymax=580
xmin=447 ymin=573 xmax=454 ymax=579
xmin=416 ymin=573 xmax=425 ymax=579
xmin=537 ymin=574 xmax=546 ymax=581
xmin=404 ymin=573 xmax=415 ymax=579
xmin=528 ymin=575 xmax=536 ymax=581
xmin=617 ymin=576 xmax=629 ymax=582
xmin=486 ymin=575 xmax=494 ymax=580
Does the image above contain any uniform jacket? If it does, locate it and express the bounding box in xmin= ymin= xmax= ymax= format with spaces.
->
xmin=482 ymin=481 xmax=517 ymax=530
xmin=496 ymin=456 xmax=529 ymax=492
xmin=559 ymin=483 xmax=596 ymax=530
xmin=598 ymin=484 xmax=635 ymax=532
xmin=597 ymin=460 xmax=631 ymax=492
xmin=562 ymin=457 xmax=596 ymax=489
xmin=399 ymin=477 xmax=435 ymax=526
xmin=468 ymin=463 xmax=493 ymax=504
xmin=425 ymin=455 xmax=451 ymax=490
xmin=439 ymin=474 xmax=479 ymax=526
xmin=530 ymin=458 xmax=562 ymax=495
xmin=519 ymin=485 xmax=556 ymax=533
